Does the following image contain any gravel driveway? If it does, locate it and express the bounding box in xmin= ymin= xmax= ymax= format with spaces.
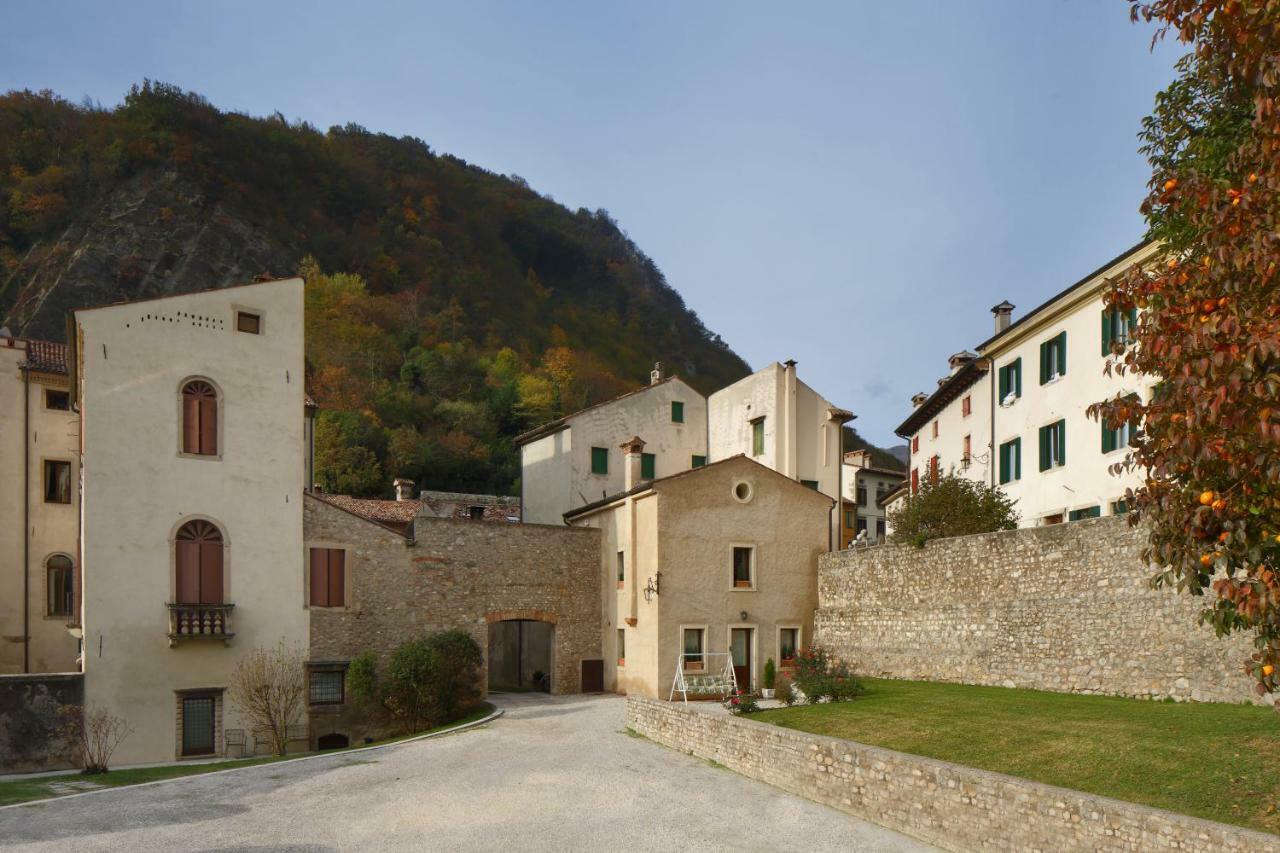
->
xmin=0 ymin=692 xmax=935 ymax=852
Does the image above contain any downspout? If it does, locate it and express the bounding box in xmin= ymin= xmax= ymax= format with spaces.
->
xmin=22 ymin=364 xmax=30 ymax=674
xmin=988 ymin=357 xmax=997 ymax=488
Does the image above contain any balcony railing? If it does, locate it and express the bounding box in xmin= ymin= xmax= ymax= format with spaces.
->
xmin=168 ymin=603 xmax=235 ymax=647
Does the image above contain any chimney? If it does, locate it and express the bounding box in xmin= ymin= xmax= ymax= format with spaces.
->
xmin=650 ymin=362 xmax=664 ymax=385
xmin=393 ymin=478 xmax=415 ymax=502
xmin=620 ymin=436 xmax=646 ymax=490
xmin=911 ymin=392 xmax=928 ymax=409
xmin=948 ymin=350 xmax=976 ymax=374
xmin=781 ymin=360 xmax=798 ymax=478
xmin=991 ymin=301 xmax=1015 ymax=334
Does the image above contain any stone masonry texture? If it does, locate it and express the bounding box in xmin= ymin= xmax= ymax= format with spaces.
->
xmin=304 ymin=495 xmax=601 ymax=745
xmin=627 ymin=696 xmax=1280 ymax=853
xmin=816 ymin=516 xmax=1261 ymax=704
xmin=0 ymin=673 xmax=82 ymax=772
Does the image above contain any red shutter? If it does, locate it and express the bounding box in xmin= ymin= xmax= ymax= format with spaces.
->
xmin=176 ymin=541 xmax=200 ymax=603
xmin=199 ymin=541 xmax=224 ymax=604
xmin=328 ymin=550 xmax=345 ymax=607
xmin=309 ymin=548 xmax=329 ymax=607
xmin=183 ymin=394 xmax=200 ymax=454
xmin=199 ymin=397 xmax=217 ymax=455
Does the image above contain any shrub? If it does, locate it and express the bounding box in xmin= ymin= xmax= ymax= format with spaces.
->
xmin=889 ymin=473 xmax=1018 ymax=547
xmin=355 ymin=630 xmax=484 ymax=733
xmin=724 ymin=690 xmax=760 ymax=715
xmin=792 ymin=645 xmax=861 ymax=704
xmin=774 ymin=674 xmax=795 ymax=706
xmin=59 ymin=704 xmax=133 ymax=774
xmin=347 ymin=651 xmax=380 ymax=706
xmin=763 ymin=658 xmax=776 ymax=690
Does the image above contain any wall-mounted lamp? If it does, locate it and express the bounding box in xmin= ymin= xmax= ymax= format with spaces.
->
xmin=739 ymin=610 xmax=748 ymax=622
xmin=643 ymin=572 xmax=662 ymax=602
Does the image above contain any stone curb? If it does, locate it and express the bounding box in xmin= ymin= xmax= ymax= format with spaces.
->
xmin=0 ymin=705 xmax=503 ymax=812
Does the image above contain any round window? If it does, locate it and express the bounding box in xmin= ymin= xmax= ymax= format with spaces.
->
xmin=733 ymin=481 xmax=753 ymax=503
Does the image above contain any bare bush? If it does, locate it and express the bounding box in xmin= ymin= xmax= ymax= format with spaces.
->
xmin=228 ymin=642 xmax=306 ymax=756
xmin=59 ymin=704 xmax=133 ymax=774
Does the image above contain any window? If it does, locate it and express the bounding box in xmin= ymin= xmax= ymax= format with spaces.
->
xmin=932 ymin=420 xmax=939 ymax=439
xmin=309 ymin=547 xmax=346 ymax=608
xmin=856 ymin=484 xmax=867 ymax=506
xmin=44 ymin=389 xmax=69 ymax=410
xmin=590 ymin=446 xmax=608 ymax=475
xmin=910 ymin=468 xmax=919 ymax=494
xmin=671 ymin=401 xmax=684 ymax=423
xmin=999 ymin=438 xmax=1021 ymax=485
xmin=1039 ymin=331 xmax=1067 ymax=384
xmin=1102 ymin=419 xmax=1133 ymax=454
xmin=691 ymin=454 xmax=707 ymax=468
xmin=911 ymin=436 xmax=919 ymax=453
xmin=617 ymin=628 xmax=626 ymax=666
xmin=928 ymin=455 xmax=940 ymax=484
xmin=641 ymin=452 xmax=656 ymax=480
xmin=616 ymin=550 xmax=625 ymax=588
xmin=43 ymin=460 xmax=71 ymax=504
xmin=732 ymin=546 xmax=754 ymax=588
xmin=235 ymin=311 xmax=261 ymax=334
xmin=683 ymin=628 xmax=705 ymax=670
xmin=468 ymin=506 xmax=485 ymax=520
xmin=1068 ymin=506 xmax=1101 ymax=522
xmin=309 ymin=670 xmax=344 ymax=704
xmin=181 ymin=380 xmax=218 ymax=456
xmin=1102 ymin=307 xmax=1138 ymax=354
xmin=961 ymin=395 xmax=971 ymax=417
xmin=876 ymin=518 xmax=886 ymax=539
xmin=46 ymin=555 xmax=73 ymax=617
xmin=998 ymin=358 xmax=1022 ymax=402
xmin=751 ymin=418 xmax=765 ymax=456
xmin=962 ymin=434 xmax=971 ymax=464
xmin=844 ymin=509 xmax=855 ymax=528
xmin=1043 ymin=513 xmax=1065 ymax=526
xmin=180 ymin=695 xmax=217 ymax=756
xmin=1039 ymin=419 xmax=1067 ymax=471
xmin=800 ymin=479 xmax=819 ymax=490
xmin=176 ymin=521 xmax=224 ymax=604
xmin=856 ymin=517 xmax=868 ymax=536
xmin=779 ymin=627 xmax=799 ymax=664
xmin=1112 ymin=499 xmax=1130 ymax=515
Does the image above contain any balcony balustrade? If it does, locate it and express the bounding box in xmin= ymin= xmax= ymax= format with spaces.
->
xmin=167 ymin=603 xmax=235 ymax=647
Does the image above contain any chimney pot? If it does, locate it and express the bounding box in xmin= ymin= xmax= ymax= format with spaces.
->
xmin=619 ymin=436 xmax=647 ymax=490
xmin=393 ymin=478 xmax=415 ymax=502
xmin=991 ymin=300 xmax=1015 ymax=334
xmin=650 ymin=362 xmax=664 ymax=385
xmin=910 ymin=392 xmax=928 ymax=409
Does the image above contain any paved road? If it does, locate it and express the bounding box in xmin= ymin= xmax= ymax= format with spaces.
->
xmin=0 ymin=693 xmax=936 ymax=852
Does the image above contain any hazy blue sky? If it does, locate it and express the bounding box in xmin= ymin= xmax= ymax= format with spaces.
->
xmin=1 ymin=1 xmax=1183 ymax=446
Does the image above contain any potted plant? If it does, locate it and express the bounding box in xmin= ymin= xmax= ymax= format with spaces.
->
xmin=761 ymin=657 xmax=776 ymax=699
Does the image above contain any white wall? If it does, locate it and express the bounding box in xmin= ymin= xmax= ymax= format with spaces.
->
xmin=905 ymin=370 xmax=992 ymax=490
xmin=78 ymin=279 xmax=308 ymax=765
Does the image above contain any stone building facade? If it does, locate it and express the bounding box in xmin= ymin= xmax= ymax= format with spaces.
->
xmin=303 ymin=494 xmax=601 ymax=747
xmin=816 ymin=516 xmax=1262 ymax=704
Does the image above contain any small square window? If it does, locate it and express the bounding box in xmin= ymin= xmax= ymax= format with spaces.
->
xmin=671 ymin=401 xmax=684 ymax=423
xmin=236 ymin=311 xmax=261 ymax=334
xmin=779 ymin=627 xmax=799 ymax=663
xmin=800 ymin=479 xmax=819 ymax=490
xmin=591 ymin=447 xmax=608 ymax=475
xmin=641 ymin=452 xmax=656 ymax=480
xmin=691 ymin=454 xmax=707 ymax=468
xmin=683 ymin=628 xmax=705 ymax=670
xmin=468 ymin=506 xmax=485 ymax=520
xmin=617 ymin=628 xmax=626 ymax=666
xmin=616 ymin=551 xmax=625 ymax=587
xmin=309 ymin=670 xmax=344 ymax=705
xmin=751 ymin=418 xmax=765 ymax=457
xmin=961 ymin=395 xmax=971 ymax=417
xmin=44 ymin=389 xmax=70 ymax=411
xmin=44 ymin=460 xmax=71 ymax=504
xmin=732 ymin=546 xmax=753 ymax=588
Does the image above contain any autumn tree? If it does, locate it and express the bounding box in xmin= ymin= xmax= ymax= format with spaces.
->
xmin=228 ymin=642 xmax=306 ymax=756
xmin=888 ymin=473 xmax=1019 ymax=547
xmin=1094 ymin=1 xmax=1280 ymax=697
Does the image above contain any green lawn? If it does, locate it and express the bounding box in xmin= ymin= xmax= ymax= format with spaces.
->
xmin=0 ymin=702 xmax=495 ymax=808
xmin=753 ymin=679 xmax=1280 ymax=835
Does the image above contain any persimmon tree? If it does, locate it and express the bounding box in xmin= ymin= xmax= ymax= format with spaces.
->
xmin=1094 ymin=1 xmax=1280 ymax=698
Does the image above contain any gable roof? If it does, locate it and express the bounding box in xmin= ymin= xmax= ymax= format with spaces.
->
xmin=73 ymin=276 xmax=302 ymax=315
xmin=895 ymin=358 xmax=987 ymax=439
xmin=307 ymin=492 xmax=421 ymax=536
xmin=514 ymin=375 xmax=696 ymax=446
xmin=20 ymin=339 xmax=69 ymax=375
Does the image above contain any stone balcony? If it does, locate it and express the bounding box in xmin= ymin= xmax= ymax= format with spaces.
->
xmin=167 ymin=603 xmax=235 ymax=647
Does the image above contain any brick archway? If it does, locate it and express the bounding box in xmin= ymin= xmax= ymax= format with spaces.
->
xmin=485 ymin=609 xmax=558 ymax=625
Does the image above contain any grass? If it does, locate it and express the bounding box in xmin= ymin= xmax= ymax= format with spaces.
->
xmin=0 ymin=702 xmax=495 ymax=808
xmin=752 ymin=679 xmax=1280 ymax=835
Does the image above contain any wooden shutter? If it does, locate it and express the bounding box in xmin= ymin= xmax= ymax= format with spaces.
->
xmin=183 ymin=393 xmax=201 ymax=454
xmin=1013 ymin=358 xmax=1022 ymax=396
xmin=176 ymin=540 xmax=200 ymax=603
xmin=199 ymin=396 xmax=217 ymax=455
xmin=328 ymin=550 xmax=345 ymax=607
xmin=1056 ymin=332 xmax=1067 ymax=376
xmin=1102 ymin=422 xmax=1115 ymax=453
xmin=1039 ymin=341 xmax=1049 ymax=384
xmin=998 ymin=443 xmax=1008 ymax=484
xmin=1101 ymin=310 xmax=1113 ymax=356
xmin=1013 ymin=438 xmax=1021 ymax=480
xmin=1056 ymin=420 xmax=1066 ymax=465
xmin=199 ymin=541 xmax=223 ymax=604
xmin=309 ymin=548 xmax=329 ymax=607
xmin=1039 ymin=425 xmax=1050 ymax=471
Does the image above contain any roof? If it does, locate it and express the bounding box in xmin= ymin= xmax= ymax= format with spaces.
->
xmin=20 ymin=340 xmax=68 ymax=375
xmin=309 ymin=493 xmax=422 ymax=528
xmin=895 ymin=359 xmax=987 ymax=439
xmin=974 ymin=241 xmax=1156 ymax=353
xmin=879 ymin=482 xmax=908 ymax=507
xmin=563 ymin=454 xmax=834 ymax=522
xmin=514 ymin=375 xmax=687 ymax=447
xmin=74 ymin=276 xmax=302 ymax=315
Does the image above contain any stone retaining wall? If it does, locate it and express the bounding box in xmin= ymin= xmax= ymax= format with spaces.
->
xmin=0 ymin=672 xmax=82 ymax=773
xmin=817 ymin=517 xmax=1260 ymax=704
xmin=626 ymin=696 xmax=1279 ymax=853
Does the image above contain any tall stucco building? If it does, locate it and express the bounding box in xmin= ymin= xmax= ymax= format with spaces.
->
xmin=0 ymin=336 xmax=81 ymax=675
xmin=839 ymin=450 xmax=905 ymax=547
xmin=75 ymin=278 xmax=310 ymax=765
xmin=896 ymin=241 xmax=1161 ymax=527
xmin=565 ymin=445 xmax=831 ymax=698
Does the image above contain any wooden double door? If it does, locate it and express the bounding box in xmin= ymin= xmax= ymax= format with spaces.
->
xmin=731 ymin=628 xmax=753 ymax=692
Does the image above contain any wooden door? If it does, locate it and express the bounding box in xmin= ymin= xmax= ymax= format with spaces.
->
xmin=581 ymin=659 xmax=604 ymax=693
xmin=731 ymin=628 xmax=752 ymax=692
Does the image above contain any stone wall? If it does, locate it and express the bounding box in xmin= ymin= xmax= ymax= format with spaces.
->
xmin=627 ymin=696 xmax=1279 ymax=853
xmin=304 ymin=495 xmax=601 ymax=745
xmin=0 ymin=672 xmax=82 ymax=772
xmin=817 ymin=516 xmax=1260 ymax=704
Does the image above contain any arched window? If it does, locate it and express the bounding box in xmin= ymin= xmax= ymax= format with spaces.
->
xmin=182 ymin=380 xmax=218 ymax=456
xmin=46 ymin=555 xmax=73 ymax=617
xmin=175 ymin=520 xmax=224 ymax=604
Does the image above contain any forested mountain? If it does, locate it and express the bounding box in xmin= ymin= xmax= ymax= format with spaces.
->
xmin=0 ymin=82 xmax=898 ymax=494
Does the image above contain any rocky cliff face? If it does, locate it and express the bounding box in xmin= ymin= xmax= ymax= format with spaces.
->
xmin=3 ymin=170 xmax=294 ymax=339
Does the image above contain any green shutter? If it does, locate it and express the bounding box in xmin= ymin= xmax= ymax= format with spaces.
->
xmin=1101 ymin=310 xmax=1113 ymax=356
xmin=752 ymin=419 xmax=764 ymax=456
xmin=1039 ymin=341 xmax=1049 ymax=384
xmin=1102 ymin=422 xmax=1115 ymax=453
xmin=998 ymin=365 xmax=1008 ymax=399
xmin=641 ymin=452 xmax=655 ymax=480
xmin=1014 ymin=358 xmax=1022 ymax=396
xmin=1014 ymin=437 xmax=1021 ymax=480
xmin=591 ymin=447 xmax=608 ymax=475
xmin=1128 ymin=307 xmax=1137 ymax=331
xmin=671 ymin=401 xmax=684 ymax=423
xmin=1057 ymin=420 xmax=1066 ymax=465
xmin=691 ymin=454 xmax=706 ymax=468
xmin=999 ymin=442 xmax=1009 ymax=484
xmin=1039 ymin=425 xmax=1050 ymax=471
xmin=1057 ymin=332 xmax=1067 ymax=376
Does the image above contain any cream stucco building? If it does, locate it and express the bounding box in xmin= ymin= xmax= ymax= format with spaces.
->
xmin=0 ymin=336 xmax=81 ymax=675
xmin=75 ymin=278 xmax=310 ymax=765
xmin=897 ymin=241 xmax=1161 ymax=527
xmin=565 ymin=446 xmax=831 ymax=698
xmin=839 ymin=450 xmax=905 ymax=547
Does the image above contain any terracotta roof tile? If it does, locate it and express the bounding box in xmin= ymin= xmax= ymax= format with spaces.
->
xmin=22 ymin=340 xmax=69 ymax=375
xmin=312 ymin=494 xmax=423 ymax=526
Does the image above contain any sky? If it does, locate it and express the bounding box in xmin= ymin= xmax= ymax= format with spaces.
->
xmin=0 ymin=1 xmax=1184 ymax=447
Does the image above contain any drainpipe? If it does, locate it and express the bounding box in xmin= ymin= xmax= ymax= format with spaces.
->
xmin=988 ymin=356 xmax=997 ymax=488
xmin=22 ymin=362 xmax=30 ymax=673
